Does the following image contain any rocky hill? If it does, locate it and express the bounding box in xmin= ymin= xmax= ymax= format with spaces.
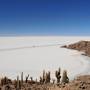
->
xmin=62 ymin=41 xmax=90 ymax=57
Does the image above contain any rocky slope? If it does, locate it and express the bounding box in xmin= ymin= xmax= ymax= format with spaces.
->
xmin=0 ymin=75 xmax=90 ymax=90
xmin=62 ymin=75 xmax=90 ymax=90
xmin=62 ymin=41 xmax=90 ymax=57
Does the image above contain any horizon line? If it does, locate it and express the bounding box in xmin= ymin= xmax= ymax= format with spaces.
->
xmin=0 ymin=34 xmax=90 ymax=37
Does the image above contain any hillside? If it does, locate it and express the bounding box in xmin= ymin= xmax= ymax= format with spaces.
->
xmin=62 ymin=41 xmax=90 ymax=57
xmin=0 ymin=75 xmax=90 ymax=90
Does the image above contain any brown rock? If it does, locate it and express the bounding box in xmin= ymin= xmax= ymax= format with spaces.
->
xmin=61 ymin=41 xmax=90 ymax=57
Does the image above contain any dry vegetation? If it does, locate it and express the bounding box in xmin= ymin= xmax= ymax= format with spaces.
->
xmin=0 ymin=69 xmax=90 ymax=90
xmin=0 ymin=68 xmax=69 ymax=90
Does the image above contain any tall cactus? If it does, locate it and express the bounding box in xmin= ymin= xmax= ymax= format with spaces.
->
xmin=55 ymin=67 xmax=61 ymax=83
xmin=21 ymin=72 xmax=23 ymax=86
xmin=1 ymin=76 xmax=8 ymax=86
xmin=30 ymin=77 xmax=33 ymax=82
xmin=46 ymin=71 xmax=51 ymax=83
xmin=62 ymin=70 xmax=69 ymax=84
xmin=40 ymin=76 xmax=43 ymax=84
xmin=42 ymin=70 xmax=45 ymax=83
xmin=40 ymin=70 xmax=51 ymax=84
xmin=16 ymin=76 xmax=19 ymax=90
xmin=25 ymin=74 xmax=29 ymax=83
xmin=48 ymin=71 xmax=51 ymax=83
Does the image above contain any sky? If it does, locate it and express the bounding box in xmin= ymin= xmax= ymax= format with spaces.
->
xmin=0 ymin=0 xmax=90 ymax=36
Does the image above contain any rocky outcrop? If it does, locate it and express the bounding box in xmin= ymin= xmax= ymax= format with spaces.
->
xmin=62 ymin=75 xmax=90 ymax=90
xmin=61 ymin=41 xmax=90 ymax=57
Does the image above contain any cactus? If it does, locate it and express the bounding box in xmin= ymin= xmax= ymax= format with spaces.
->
xmin=62 ymin=70 xmax=69 ymax=84
xmin=40 ymin=76 xmax=43 ymax=84
xmin=40 ymin=70 xmax=51 ymax=84
xmin=16 ymin=76 xmax=20 ymax=90
xmin=21 ymin=72 xmax=23 ymax=86
xmin=30 ymin=77 xmax=33 ymax=82
xmin=1 ymin=76 xmax=8 ymax=86
xmin=25 ymin=74 xmax=29 ymax=83
xmin=46 ymin=71 xmax=51 ymax=83
xmin=55 ymin=67 xmax=61 ymax=83
xmin=42 ymin=70 xmax=45 ymax=83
